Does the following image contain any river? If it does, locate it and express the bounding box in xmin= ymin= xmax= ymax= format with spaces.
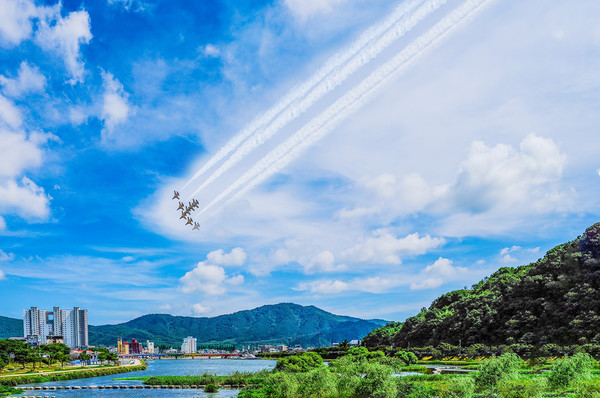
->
xmin=17 ymin=358 xmax=277 ymax=397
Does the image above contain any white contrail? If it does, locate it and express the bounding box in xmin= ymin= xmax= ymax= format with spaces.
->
xmin=183 ymin=0 xmax=445 ymax=197
xmin=198 ymin=0 xmax=492 ymax=217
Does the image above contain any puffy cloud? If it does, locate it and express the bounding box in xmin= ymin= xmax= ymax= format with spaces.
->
xmin=206 ymin=247 xmax=247 ymax=266
xmin=0 ymin=94 xmax=22 ymax=129
xmin=454 ymin=134 xmax=565 ymax=212
xmin=192 ymin=303 xmax=211 ymax=314
xmin=410 ymin=257 xmax=467 ymax=290
xmin=179 ymin=250 xmax=246 ymax=295
xmin=0 ymin=269 xmax=5 ymax=280
xmin=0 ymin=177 xmax=51 ymax=220
xmin=0 ymin=0 xmax=39 ymax=47
xmin=303 ymin=251 xmax=346 ymax=274
xmin=100 ymin=71 xmax=131 ymax=136
xmin=0 ymin=216 xmax=5 ymax=231
xmin=35 ymin=9 xmax=92 ymax=84
xmin=0 ymin=249 xmax=13 ymax=262
xmin=0 ymin=62 xmax=46 ymax=98
xmin=284 ymin=0 xmax=348 ymax=19
xmin=343 ymin=230 xmax=445 ymax=265
xmin=0 ymin=130 xmax=44 ymax=177
xmin=180 ymin=263 xmax=227 ymax=295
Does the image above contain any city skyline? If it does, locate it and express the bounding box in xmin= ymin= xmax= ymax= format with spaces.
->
xmin=0 ymin=0 xmax=599 ymax=324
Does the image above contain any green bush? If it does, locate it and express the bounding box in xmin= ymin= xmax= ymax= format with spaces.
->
xmin=473 ymin=353 xmax=523 ymax=390
xmin=276 ymin=352 xmax=324 ymax=373
xmin=497 ymin=377 xmax=547 ymax=398
xmin=396 ymin=380 xmax=437 ymax=398
xmin=355 ymin=362 xmax=396 ymax=398
xmin=298 ymin=367 xmax=337 ymax=397
xmin=264 ymin=372 xmax=298 ymax=398
xmin=396 ymin=350 xmax=418 ymax=365
xmin=547 ymin=353 xmax=595 ymax=389
xmin=574 ymin=379 xmax=600 ymax=398
xmin=204 ymin=383 xmax=219 ymax=393
xmin=437 ymin=377 xmax=475 ymax=398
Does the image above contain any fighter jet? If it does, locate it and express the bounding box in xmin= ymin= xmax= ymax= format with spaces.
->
xmin=172 ymin=191 xmax=180 ymax=200
xmin=180 ymin=212 xmax=187 ymax=220
xmin=192 ymin=222 xmax=200 ymax=230
xmin=192 ymin=199 xmax=199 ymax=208
xmin=185 ymin=217 xmax=193 ymax=226
xmin=177 ymin=202 xmax=184 ymax=210
xmin=188 ymin=202 xmax=196 ymax=212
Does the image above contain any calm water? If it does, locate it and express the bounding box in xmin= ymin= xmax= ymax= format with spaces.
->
xmin=17 ymin=358 xmax=277 ymax=397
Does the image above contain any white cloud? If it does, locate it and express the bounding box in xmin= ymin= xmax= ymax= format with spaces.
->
xmin=303 ymin=250 xmax=346 ymax=274
xmin=100 ymin=71 xmax=131 ymax=135
xmin=0 ymin=0 xmax=40 ymax=47
xmin=0 ymin=177 xmax=51 ymax=220
xmin=180 ymin=262 xmax=227 ymax=295
xmin=35 ymin=9 xmax=92 ymax=84
xmin=296 ymin=279 xmax=349 ymax=294
xmin=454 ymin=134 xmax=566 ymax=212
xmin=0 ymin=62 xmax=46 ymax=97
xmin=0 ymin=216 xmax=5 ymax=231
xmin=201 ymin=44 xmax=220 ymax=57
xmin=284 ymin=0 xmax=348 ymax=19
xmin=158 ymin=304 xmax=172 ymax=311
xmin=0 ymin=130 xmax=43 ymax=177
xmin=410 ymin=257 xmax=467 ymax=290
xmin=343 ymin=230 xmax=445 ymax=265
xmin=206 ymin=247 xmax=247 ymax=266
xmin=179 ymin=256 xmax=245 ymax=295
xmin=192 ymin=303 xmax=211 ymax=314
xmin=0 ymin=269 xmax=5 ymax=280
xmin=226 ymin=274 xmax=244 ymax=285
xmin=0 ymin=94 xmax=23 ymax=129
xmin=107 ymin=0 xmax=152 ymax=12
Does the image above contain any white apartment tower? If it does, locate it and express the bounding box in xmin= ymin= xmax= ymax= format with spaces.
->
xmin=23 ymin=306 xmax=88 ymax=348
xmin=181 ymin=336 xmax=196 ymax=354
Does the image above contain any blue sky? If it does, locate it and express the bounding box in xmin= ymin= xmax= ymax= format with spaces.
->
xmin=0 ymin=0 xmax=599 ymax=325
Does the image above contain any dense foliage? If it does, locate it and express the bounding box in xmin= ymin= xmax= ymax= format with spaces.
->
xmin=364 ymin=223 xmax=600 ymax=348
xmin=0 ymin=317 xmax=22 ymax=340
xmin=85 ymin=303 xmax=387 ymax=347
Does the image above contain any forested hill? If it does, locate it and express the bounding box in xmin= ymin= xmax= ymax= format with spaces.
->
xmin=364 ymin=222 xmax=600 ymax=348
xmin=89 ymin=303 xmax=387 ymax=347
xmin=0 ymin=315 xmax=22 ymax=339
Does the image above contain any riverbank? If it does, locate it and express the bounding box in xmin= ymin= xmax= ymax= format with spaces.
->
xmin=0 ymin=363 xmax=147 ymax=386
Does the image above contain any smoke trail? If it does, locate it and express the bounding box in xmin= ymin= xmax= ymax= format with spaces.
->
xmin=182 ymin=0 xmax=437 ymax=195
xmin=198 ymin=0 xmax=492 ymax=217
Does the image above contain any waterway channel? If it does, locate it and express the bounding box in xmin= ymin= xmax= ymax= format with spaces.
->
xmin=17 ymin=358 xmax=278 ymax=397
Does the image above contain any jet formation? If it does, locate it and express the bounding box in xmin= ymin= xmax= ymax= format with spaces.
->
xmin=173 ymin=191 xmax=200 ymax=231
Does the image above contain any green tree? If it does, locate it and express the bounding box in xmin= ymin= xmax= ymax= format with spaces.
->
xmin=474 ymin=353 xmax=523 ymax=391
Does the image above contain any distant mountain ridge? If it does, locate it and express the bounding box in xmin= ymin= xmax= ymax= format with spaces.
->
xmin=0 ymin=315 xmax=22 ymax=339
xmin=1 ymin=303 xmax=388 ymax=347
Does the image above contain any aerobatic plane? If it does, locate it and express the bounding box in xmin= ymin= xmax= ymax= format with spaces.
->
xmin=192 ymin=199 xmax=199 ymax=208
xmin=180 ymin=212 xmax=187 ymax=219
xmin=186 ymin=217 xmax=193 ymax=226
xmin=177 ymin=202 xmax=184 ymax=210
xmin=172 ymin=191 xmax=180 ymax=200
xmin=192 ymin=222 xmax=200 ymax=230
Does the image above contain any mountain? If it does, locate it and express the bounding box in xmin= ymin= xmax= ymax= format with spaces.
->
xmin=88 ymin=303 xmax=387 ymax=347
xmin=364 ymin=222 xmax=600 ymax=348
xmin=0 ymin=315 xmax=23 ymax=339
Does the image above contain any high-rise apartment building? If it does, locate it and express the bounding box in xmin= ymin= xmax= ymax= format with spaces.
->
xmin=181 ymin=336 xmax=196 ymax=354
xmin=147 ymin=341 xmax=154 ymax=353
xmin=23 ymin=306 xmax=88 ymax=348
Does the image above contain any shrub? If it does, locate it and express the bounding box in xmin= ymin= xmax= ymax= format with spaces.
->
xmin=396 ymin=380 xmax=437 ymax=398
xmin=437 ymin=377 xmax=475 ymax=398
xmin=473 ymin=353 xmax=522 ymax=391
xmin=355 ymin=362 xmax=397 ymax=398
xmin=276 ymin=352 xmax=324 ymax=373
xmin=547 ymin=353 xmax=595 ymax=389
xmin=497 ymin=377 xmax=547 ymax=398
xmin=574 ymin=379 xmax=600 ymax=398
xmin=396 ymin=350 xmax=418 ymax=365
xmin=298 ymin=367 xmax=337 ymax=397
xmin=204 ymin=383 xmax=219 ymax=393
xmin=264 ymin=372 xmax=299 ymax=398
